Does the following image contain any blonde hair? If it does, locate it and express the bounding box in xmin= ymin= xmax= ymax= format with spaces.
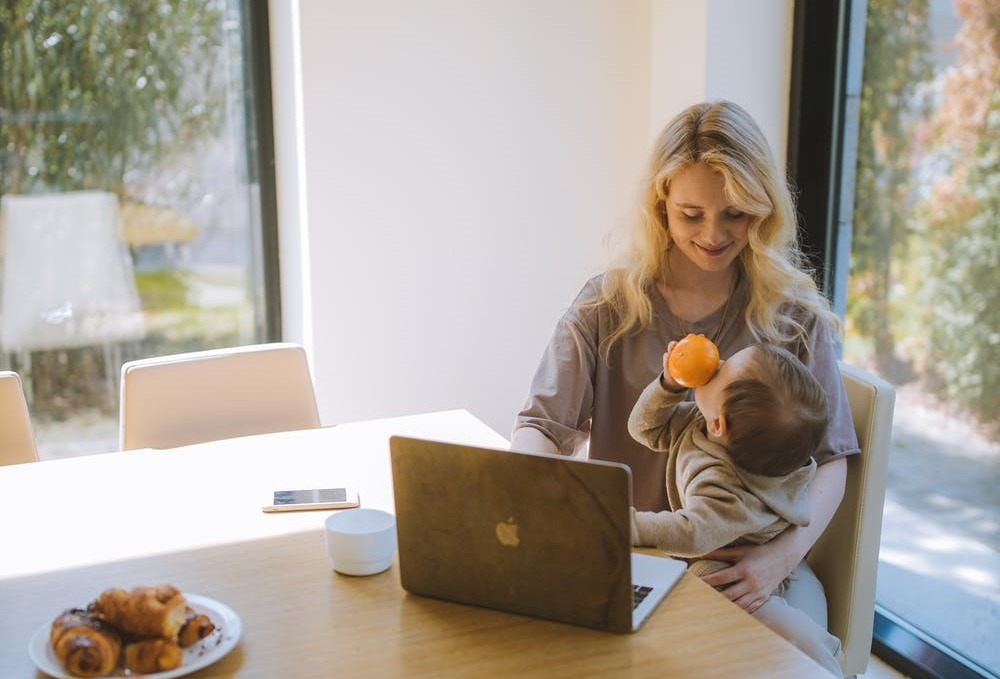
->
xmin=595 ymin=100 xmax=838 ymax=354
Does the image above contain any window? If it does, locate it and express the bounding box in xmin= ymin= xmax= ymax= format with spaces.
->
xmin=0 ymin=0 xmax=279 ymax=459
xmin=790 ymin=1 xmax=998 ymax=677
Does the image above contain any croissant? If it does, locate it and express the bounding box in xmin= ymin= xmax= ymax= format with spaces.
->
xmin=178 ymin=607 xmax=216 ymax=647
xmin=50 ymin=608 xmax=122 ymax=677
xmin=92 ymin=584 xmax=188 ymax=640
xmin=123 ymin=638 xmax=184 ymax=673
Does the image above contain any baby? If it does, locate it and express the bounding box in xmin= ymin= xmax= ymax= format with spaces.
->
xmin=627 ymin=341 xmax=829 ymax=581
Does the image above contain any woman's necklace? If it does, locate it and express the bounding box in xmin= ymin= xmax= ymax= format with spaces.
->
xmin=665 ymin=269 xmax=740 ymax=344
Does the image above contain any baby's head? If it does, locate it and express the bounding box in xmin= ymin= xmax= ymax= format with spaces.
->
xmin=695 ymin=343 xmax=828 ymax=476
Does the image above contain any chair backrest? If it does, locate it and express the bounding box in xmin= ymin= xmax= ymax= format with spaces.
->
xmin=119 ymin=342 xmax=321 ymax=450
xmin=0 ymin=371 xmax=39 ymax=465
xmin=807 ymin=362 xmax=895 ymax=676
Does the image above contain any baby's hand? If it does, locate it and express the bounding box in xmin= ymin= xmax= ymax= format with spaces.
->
xmin=659 ymin=342 xmax=684 ymax=390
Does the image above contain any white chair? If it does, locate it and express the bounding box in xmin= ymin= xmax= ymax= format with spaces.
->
xmin=0 ymin=190 xmax=146 ymax=406
xmin=807 ymin=362 xmax=896 ymax=676
xmin=119 ymin=342 xmax=321 ymax=450
xmin=0 ymin=371 xmax=39 ymax=465
xmin=1 ymin=190 xmax=145 ymax=351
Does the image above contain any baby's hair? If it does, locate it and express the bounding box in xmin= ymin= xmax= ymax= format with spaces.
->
xmin=722 ymin=344 xmax=828 ymax=476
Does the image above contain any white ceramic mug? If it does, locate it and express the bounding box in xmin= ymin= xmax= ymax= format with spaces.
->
xmin=324 ymin=508 xmax=397 ymax=576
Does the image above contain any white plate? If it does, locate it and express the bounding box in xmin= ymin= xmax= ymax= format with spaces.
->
xmin=29 ymin=593 xmax=242 ymax=679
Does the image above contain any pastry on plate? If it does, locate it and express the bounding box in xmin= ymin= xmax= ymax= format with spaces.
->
xmin=92 ymin=584 xmax=188 ymax=640
xmin=123 ymin=637 xmax=184 ymax=673
xmin=177 ymin=607 xmax=216 ymax=648
xmin=49 ymin=608 xmax=122 ymax=677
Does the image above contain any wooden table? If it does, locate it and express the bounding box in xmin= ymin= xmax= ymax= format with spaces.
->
xmin=0 ymin=410 xmax=830 ymax=678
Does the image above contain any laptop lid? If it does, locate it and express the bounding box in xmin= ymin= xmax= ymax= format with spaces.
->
xmin=389 ymin=435 xmax=683 ymax=633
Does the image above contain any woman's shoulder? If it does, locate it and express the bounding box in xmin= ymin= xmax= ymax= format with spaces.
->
xmin=577 ymin=269 xmax=655 ymax=301
xmin=561 ymin=273 xmax=601 ymax=312
xmin=774 ymin=300 xmax=838 ymax=351
xmin=572 ymin=271 xmax=630 ymax=307
xmin=582 ymin=272 xmax=606 ymax=295
xmin=556 ymin=274 xmax=605 ymax=326
xmin=779 ymin=300 xmax=820 ymax=330
xmin=565 ymin=271 xmax=645 ymax=332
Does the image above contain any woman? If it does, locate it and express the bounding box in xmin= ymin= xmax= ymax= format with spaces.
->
xmin=511 ymin=100 xmax=859 ymax=676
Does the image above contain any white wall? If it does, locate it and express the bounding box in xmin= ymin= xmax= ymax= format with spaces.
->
xmin=650 ymin=0 xmax=794 ymax=161
xmin=271 ymin=0 xmax=794 ymax=437
xmin=269 ymin=0 xmax=312 ymax=352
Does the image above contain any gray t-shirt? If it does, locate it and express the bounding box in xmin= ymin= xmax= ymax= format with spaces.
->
xmin=514 ymin=273 xmax=860 ymax=511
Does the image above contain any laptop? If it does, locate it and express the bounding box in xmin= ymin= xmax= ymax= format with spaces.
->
xmin=388 ymin=436 xmax=687 ymax=633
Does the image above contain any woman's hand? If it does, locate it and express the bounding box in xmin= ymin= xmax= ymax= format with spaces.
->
xmin=698 ymin=541 xmax=798 ymax=613
xmin=700 ymin=458 xmax=848 ymax=613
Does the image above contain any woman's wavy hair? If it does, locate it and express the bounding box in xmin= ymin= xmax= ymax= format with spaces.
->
xmin=595 ymin=100 xmax=839 ymax=356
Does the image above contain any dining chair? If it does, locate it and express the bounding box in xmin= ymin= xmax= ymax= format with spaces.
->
xmin=807 ymin=362 xmax=896 ymax=676
xmin=0 ymin=371 xmax=39 ymax=465
xmin=119 ymin=342 xmax=321 ymax=450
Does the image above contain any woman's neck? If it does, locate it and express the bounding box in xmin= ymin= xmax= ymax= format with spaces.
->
xmin=659 ymin=249 xmax=740 ymax=322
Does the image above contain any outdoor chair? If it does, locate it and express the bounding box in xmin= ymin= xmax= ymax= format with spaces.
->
xmin=0 ymin=191 xmax=146 ymax=408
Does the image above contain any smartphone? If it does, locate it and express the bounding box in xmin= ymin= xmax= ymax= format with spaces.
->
xmin=262 ymin=487 xmax=360 ymax=513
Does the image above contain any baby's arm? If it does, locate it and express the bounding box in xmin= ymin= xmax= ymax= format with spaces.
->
xmin=631 ymin=491 xmax=778 ymax=557
xmin=627 ymin=350 xmax=689 ymax=451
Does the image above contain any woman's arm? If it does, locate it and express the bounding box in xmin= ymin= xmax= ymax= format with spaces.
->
xmin=510 ymin=426 xmax=561 ymax=455
xmin=512 ymin=278 xmax=605 ymax=457
xmin=698 ymin=457 xmax=846 ymax=612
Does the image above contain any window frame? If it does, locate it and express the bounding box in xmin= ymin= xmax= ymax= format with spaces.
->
xmin=247 ymin=0 xmax=283 ymax=341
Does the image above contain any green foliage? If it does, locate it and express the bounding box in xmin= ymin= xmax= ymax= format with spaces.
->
xmin=0 ymin=0 xmax=225 ymax=195
xmin=0 ymin=1 xmax=237 ymax=417
xmin=136 ymin=270 xmax=191 ymax=310
xmin=849 ymin=0 xmax=933 ymax=376
xmin=849 ymin=0 xmax=999 ymax=433
xmin=923 ymin=98 xmax=1000 ymax=428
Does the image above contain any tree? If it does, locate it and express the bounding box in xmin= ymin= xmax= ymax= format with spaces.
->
xmin=919 ymin=0 xmax=1000 ymax=430
xmin=0 ymin=0 xmax=228 ymax=416
xmin=0 ymin=0 xmax=225 ymax=198
xmin=851 ymin=0 xmax=999 ymax=433
xmin=849 ymin=0 xmax=933 ymax=380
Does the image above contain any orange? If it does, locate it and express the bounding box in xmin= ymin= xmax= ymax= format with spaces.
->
xmin=667 ymin=334 xmax=720 ymax=387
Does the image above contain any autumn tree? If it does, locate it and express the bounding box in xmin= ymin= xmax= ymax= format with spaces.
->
xmin=918 ymin=0 xmax=1000 ymax=430
xmin=849 ymin=0 xmax=933 ymax=380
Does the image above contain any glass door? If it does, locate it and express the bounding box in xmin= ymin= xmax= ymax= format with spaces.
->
xmin=0 ymin=0 xmax=277 ymax=459
xmin=846 ymin=0 xmax=998 ymax=674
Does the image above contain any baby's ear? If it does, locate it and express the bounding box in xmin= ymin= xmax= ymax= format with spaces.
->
xmin=708 ymin=414 xmax=728 ymax=440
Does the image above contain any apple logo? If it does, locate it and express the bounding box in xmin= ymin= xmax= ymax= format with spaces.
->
xmin=495 ymin=516 xmax=520 ymax=547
